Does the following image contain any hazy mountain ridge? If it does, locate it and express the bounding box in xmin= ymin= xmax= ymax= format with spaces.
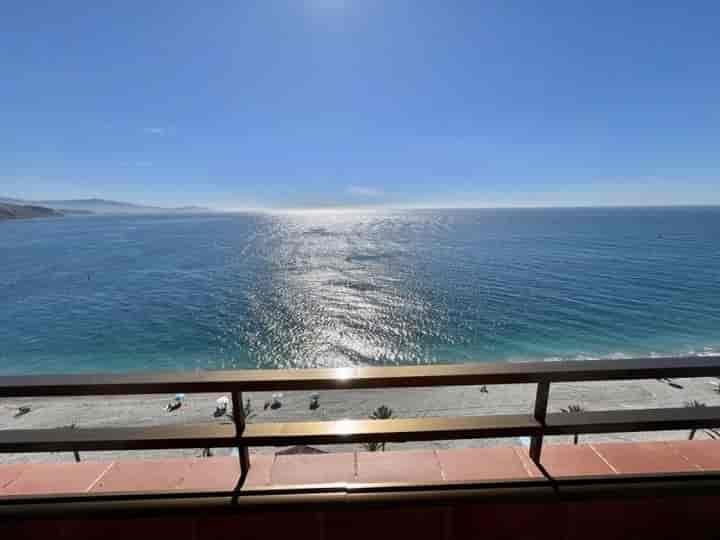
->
xmin=0 ymin=197 xmax=213 ymax=215
xmin=0 ymin=202 xmax=62 ymax=220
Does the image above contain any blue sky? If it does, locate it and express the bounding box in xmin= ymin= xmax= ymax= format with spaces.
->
xmin=2 ymin=1 xmax=719 ymax=209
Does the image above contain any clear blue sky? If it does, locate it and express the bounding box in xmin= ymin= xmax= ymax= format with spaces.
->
xmin=2 ymin=1 xmax=719 ymax=209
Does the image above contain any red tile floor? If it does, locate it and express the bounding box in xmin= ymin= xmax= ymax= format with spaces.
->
xmin=1 ymin=441 xmax=718 ymax=497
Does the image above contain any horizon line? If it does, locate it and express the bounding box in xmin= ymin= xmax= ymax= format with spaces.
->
xmin=4 ymin=194 xmax=720 ymax=213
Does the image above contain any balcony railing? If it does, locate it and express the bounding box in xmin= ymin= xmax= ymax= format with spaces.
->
xmin=1 ymin=355 xmax=720 ymax=512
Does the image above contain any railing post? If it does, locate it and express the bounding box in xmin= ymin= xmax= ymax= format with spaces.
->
xmin=231 ymin=391 xmax=250 ymax=493
xmin=69 ymin=424 xmax=81 ymax=462
xmin=529 ymin=381 xmax=550 ymax=464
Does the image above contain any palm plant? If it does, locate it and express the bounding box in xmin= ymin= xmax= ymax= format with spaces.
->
xmin=364 ymin=405 xmax=393 ymax=452
xmin=684 ymin=400 xmax=707 ymax=440
xmin=244 ymin=398 xmax=254 ymax=419
xmin=560 ymin=404 xmax=585 ymax=445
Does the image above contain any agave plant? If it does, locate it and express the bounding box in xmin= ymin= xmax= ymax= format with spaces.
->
xmin=364 ymin=441 xmax=385 ymax=452
xmin=560 ymin=404 xmax=586 ymax=445
xmin=364 ymin=405 xmax=393 ymax=452
xmin=684 ymin=400 xmax=707 ymax=440
xmin=371 ymin=405 xmax=393 ymax=420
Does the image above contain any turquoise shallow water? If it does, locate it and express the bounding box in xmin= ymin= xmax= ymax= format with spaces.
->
xmin=1 ymin=207 xmax=719 ymax=374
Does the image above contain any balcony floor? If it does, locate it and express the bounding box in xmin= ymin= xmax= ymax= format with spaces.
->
xmin=2 ymin=440 xmax=718 ymax=497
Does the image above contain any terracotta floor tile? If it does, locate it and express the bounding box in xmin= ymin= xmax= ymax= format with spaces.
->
xmin=176 ymin=453 xmax=274 ymax=491
xmin=2 ymin=462 xmax=111 ymax=496
xmin=590 ymin=442 xmax=696 ymax=475
xmin=271 ymin=452 xmax=354 ymax=486
xmin=0 ymin=464 xmax=28 ymax=491
xmin=437 ymin=447 xmax=537 ymax=482
xmin=356 ymin=450 xmax=442 ymax=484
xmin=177 ymin=456 xmax=240 ymax=492
xmin=243 ymin=453 xmax=275 ymax=487
xmin=536 ymin=444 xmax=616 ymax=477
xmin=513 ymin=447 xmax=546 ymax=478
xmin=667 ymin=439 xmax=720 ymax=471
xmin=90 ymin=458 xmax=194 ymax=493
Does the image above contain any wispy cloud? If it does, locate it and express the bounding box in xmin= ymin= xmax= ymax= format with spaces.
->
xmin=143 ymin=127 xmax=167 ymax=135
xmin=120 ymin=161 xmax=153 ymax=168
xmin=346 ymin=186 xmax=383 ymax=197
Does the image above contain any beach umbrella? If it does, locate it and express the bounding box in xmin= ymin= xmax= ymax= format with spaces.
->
xmin=269 ymin=393 xmax=284 ymax=409
xmin=216 ymin=396 xmax=230 ymax=408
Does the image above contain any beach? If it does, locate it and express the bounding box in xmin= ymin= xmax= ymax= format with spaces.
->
xmin=3 ymin=373 xmax=719 ymax=464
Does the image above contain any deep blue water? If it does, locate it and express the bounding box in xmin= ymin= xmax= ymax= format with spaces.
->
xmin=1 ymin=207 xmax=719 ymax=374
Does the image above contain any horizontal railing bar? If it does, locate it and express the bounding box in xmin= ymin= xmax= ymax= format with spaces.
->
xmin=242 ymin=415 xmax=540 ymax=446
xmin=1 ymin=356 xmax=719 ymax=397
xmin=0 ymin=423 xmax=237 ymax=453
xmin=0 ymin=415 xmax=539 ymax=453
xmin=3 ymin=404 xmax=717 ymax=454
xmin=545 ymin=406 xmax=720 ymax=435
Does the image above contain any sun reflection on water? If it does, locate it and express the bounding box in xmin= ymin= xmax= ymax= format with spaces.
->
xmin=234 ymin=210 xmax=449 ymax=369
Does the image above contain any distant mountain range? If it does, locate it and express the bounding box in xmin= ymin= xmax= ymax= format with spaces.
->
xmin=0 ymin=202 xmax=63 ymax=221
xmin=0 ymin=197 xmax=213 ymax=216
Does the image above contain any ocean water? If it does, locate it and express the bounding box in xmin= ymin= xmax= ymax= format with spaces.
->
xmin=1 ymin=207 xmax=719 ymax=375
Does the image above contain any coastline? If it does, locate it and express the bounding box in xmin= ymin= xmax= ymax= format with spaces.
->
xmin=3 ymin=374 xmax=720 ymax=464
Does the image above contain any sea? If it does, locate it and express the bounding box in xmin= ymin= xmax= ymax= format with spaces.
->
xmin=1 ymin=207 xmax=719 ymax=375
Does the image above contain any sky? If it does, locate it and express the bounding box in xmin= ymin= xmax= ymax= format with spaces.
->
xmin=1 ymin=1 xmax=720 ymax=209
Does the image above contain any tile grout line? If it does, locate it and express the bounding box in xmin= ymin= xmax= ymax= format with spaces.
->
xmin=0 ymin=466 xmax=28 ymax=491
xmin=666 ymin=441 xmax=704 ymax=471
xmin=173 ymin=460 xmax=196 ymax=490
xmin=588 ymin=444 xmax=619 ymax=474
xmin=85 ymin=461 xmax=116 ymax=492
xmin=434 ymin=449 xmax=446 ymax=482
xmin=512 ymin=446 xmax=537 ymax=478
xmin=268 ymin=452 xmax=277 ymax=486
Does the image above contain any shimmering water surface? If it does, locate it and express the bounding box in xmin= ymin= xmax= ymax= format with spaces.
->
xmin=1 ymin=208 xmax=719 ymax=374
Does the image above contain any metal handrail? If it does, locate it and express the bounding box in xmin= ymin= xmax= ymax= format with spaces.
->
xmin=1 ymin=355 xmax=718 ymax=397
xmin=1 ymin=355 xmax=720 ymax=506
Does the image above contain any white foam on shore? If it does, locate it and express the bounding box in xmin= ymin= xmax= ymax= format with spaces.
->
xmin=503 ymin=347 xmax=720 ymax=365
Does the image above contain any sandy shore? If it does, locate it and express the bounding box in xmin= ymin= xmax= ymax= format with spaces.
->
xmin=2 ymin=375 xmax=720 ymax=463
